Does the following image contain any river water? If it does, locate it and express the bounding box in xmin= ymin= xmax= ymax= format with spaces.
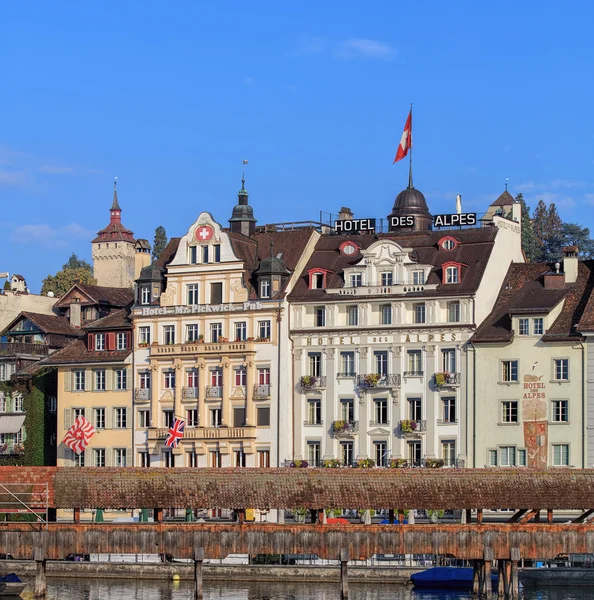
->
xmin=19 ymin=579 xmax=594 ymax=600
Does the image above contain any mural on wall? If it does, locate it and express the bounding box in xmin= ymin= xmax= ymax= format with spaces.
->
xmin=522 ymin=372 xmax=548 ymax=467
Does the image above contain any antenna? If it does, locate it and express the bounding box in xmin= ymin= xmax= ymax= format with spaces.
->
xmin=114 ymin=176 xmax=118 ymax=191
xmin=505 ymin=177 xmax=508 ymax=192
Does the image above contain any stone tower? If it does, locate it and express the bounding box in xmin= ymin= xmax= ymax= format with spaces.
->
xmin=92 ymin=182 xmax=137 ymax=288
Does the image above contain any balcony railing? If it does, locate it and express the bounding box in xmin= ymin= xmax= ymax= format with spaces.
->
xmin=135 ymin=388 xmax=151 ymax=401
xmin=434 ymin=372 xmax=460 ymax=387
xmin=0 ymin=342 xmax=48 ymax=356
xmin=336 ymin=372 xmax=356 ymax=378
xmin=150 ymin=340 xmax=254 ymax=357
xmin=0 ymin=443 xmax=24 ymax=456
xmin=399 ymin=419 xmax=427 ymax=436
xmin=205 ymin=386 xmax=223 ymax=398
xmin=300 ymin=375 xmax=327 ymax=390
xmin=182 ymin=387 xmax=199 ymax=399
xmin=356 ymin=373 xmax=401 ymax=388
xmin=253 ymin=384 xmax=271 ymax=399
xmin=332 ymin=420 xmax=359 ymax=436
xmin=283 ymin=457 xmax=466 ymax=469
xmin=403 ymin=370 xmax=424 ymax=378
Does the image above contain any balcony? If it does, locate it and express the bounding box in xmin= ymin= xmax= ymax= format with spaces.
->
xmin=332 ymin=420 xmax=359 ymax=436
xmin=399 ymin=419 xmax=427 ymax=437
xmin=434 ymin=372 xmax=460 ymax=388
xmin=300 ymin=375 xmax=327 ymax=391
xmin=135 ymin=388 xmax=151 ymax=402
xmin=253 ymin=384 xmax=271 ymax=399
xmin=403 ymin=370 xmax=424 ymax=378
xmin=150 ymin=340 xmax=254 ymax=357
xmin=0 ymin=342 xmax=48 ymax=357
xmin=356 ymin=373 xmax=401 ymax=388
xmin=182 ymin=387 xmax=199 ymax=399
xmin=148 ymin=426 xmax=256 ymax=441
xmin=0 ymin=443 xmax=24 ymax=456
xmin=205 ymin=386 xmax=223 ymax=399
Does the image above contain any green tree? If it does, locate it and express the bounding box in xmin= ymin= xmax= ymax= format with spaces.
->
xmin=532 ymin=200 xmax=564 ymax=262
xmin=516 ymin=193 xmax=536 ymax=261
xmin=2 ymin=280 xmax=10 ymax=291
xmin=549 ymin=223 xmax=594 ymax=259
xmin=62 ymin=253 xmax=93 ymax=273
xmin=41 ymin=267 xmax=96 ymax=297
xmin=152 ymin=226 xmax=168 ymax=261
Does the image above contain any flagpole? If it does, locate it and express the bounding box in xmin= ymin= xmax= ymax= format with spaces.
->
xmin=408 ymin=103 xmax=413 ymax=189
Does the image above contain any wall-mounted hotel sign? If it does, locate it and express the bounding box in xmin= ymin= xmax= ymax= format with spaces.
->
xmin=390 ymin=216 xmax=416 ymax=228
xmin=334 ymin=218 xmax=376 ymax=234
xmin=139 ymin=301 xmax=267 ymax=316
xmin=433 ymin=213 xmax=477 ymax=227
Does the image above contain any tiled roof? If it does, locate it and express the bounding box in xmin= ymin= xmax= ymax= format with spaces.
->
xmin=472 ymin=261 xmax=594 ymax=343
xmin=3 ymin=312 xmax=83 ymax=338
xmin=84 ymin=309 xmax=131 ymax=330
xmin=75 ymin=285 xmax=134 ymax=306
xmin=489 ymin=190 xmax=516 ymax=207
xmin=156 ymin=238 xmax=181 ymax=269
xmin=288 ymin=228 xmax=498 ymax=302
xmin=42 ymin=339 xmax=131 ymax=365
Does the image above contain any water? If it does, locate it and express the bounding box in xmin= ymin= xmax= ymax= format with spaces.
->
xmin=18 ymin=579 xmax=594 ymax=600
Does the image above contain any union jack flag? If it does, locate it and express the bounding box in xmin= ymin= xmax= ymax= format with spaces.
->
xmin=62 ymin=415 xmax=96 ymax=455
xmin=165 ymin=417 xmax=185 ymax=448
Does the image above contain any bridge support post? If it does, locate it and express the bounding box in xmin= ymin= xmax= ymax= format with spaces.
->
xmin=154 ymin=508 xmax=163 ymax=524
xmin=388 ymin=509 xmax=395 ymax=524
xmin=193 ymin=547 xmax=204 ymax=600
xmin=34 ymin=545 xmax=46 ymax=597
xmin=547 ymin=508 xmax=553 ymax=524
xmin=483 ymin=548 xmax=493 ymax=599
xmin=340 ymin=548 xmax=349 ymax=598
xmin=73 ymin=508 xmax=80 ymax=524
xmin=472 ymin=560 xmax=480 ymax=594
xmin=510 ymin=548 xmax=520 ymax=599
xmin=466 ymin=508 xmax=472 ymax=523
xmin=497 ymin=560 xmax=504 ymax=597
xmin=477 ymin=508 xmax=483 ymax=524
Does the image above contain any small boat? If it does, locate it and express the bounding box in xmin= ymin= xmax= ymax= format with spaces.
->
xmin=0 ymin=573 xmax=26 ymax=597
xmin=411 ymin=566 xmax=497 ymax=591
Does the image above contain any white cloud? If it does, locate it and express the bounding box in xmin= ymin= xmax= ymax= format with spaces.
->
xmin=333 ymin=38 xmax=396 ymax=61
xmin=516 ymin=179 xmax=584 ymax=193
xmin=10 ymin=222 xmax=94 ymax=249
xmin=0 ymin=169 xmax=29 ymax=186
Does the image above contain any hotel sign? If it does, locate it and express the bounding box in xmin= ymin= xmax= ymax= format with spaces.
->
xmin=433 ymin=213 xmax=476 ymax=227
xmin=334 ymin=218 xmax=376 ymax=233
xmin=139 ymin=301 xmax=266 ymax=316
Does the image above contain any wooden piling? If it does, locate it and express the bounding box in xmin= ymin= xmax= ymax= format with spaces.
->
xmin=34 ymin=545 xmax=46 ymax=597
xmin=340 ymin=548 xmax=349 ymax=598
xmin=388 ymin=509 xmax=395 ymax=524
xmin=73 ymin=508 xmax=80 ymax=524
xmin=510 ymin=548 xmax=520 ymax=599
xmin=477 ymin=508 xmax=483 ymax=524
xmin=504 ymin=560 xmax=511 ymax=597
xmin=497 ymin=560 xmax=505 ymax=597
xmin=547 ymin=508 xmax=553 ymax=524
xmin=194 ymin=547 xmax=204 ymax=600
xmin=154 ymin=508 xmax=163 ymax=524
xmin=484 ymin=548 xmax=493 ymax=599
xmin=472 ymin=560 xmax=480 ymax=594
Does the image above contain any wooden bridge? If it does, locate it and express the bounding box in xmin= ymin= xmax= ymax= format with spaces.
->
xmin=2 ymin=466 xmax=594 ymax=598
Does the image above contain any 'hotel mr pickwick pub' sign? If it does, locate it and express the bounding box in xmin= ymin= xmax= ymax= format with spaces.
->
xmin=334 ymin=213 xmax=477 ymax=233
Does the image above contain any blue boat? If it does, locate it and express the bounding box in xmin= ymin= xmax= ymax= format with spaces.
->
xmin=411 ymin=566 xmax=497 ymax=591
xmin=0 ymin=573 xmax=26 ymax=597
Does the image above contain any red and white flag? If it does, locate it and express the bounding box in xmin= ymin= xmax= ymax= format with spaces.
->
xmin=62 ymin=415 xmax=96 ymax=455
xmin=165 ymin=417 xmax=186 ymax=449
xmin=393 ymin=110 xmax=412 ymax=163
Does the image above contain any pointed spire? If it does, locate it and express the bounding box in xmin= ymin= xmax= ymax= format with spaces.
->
xmin=111 ymin=177 xmax=121 ymax=211
xmin=238 ymin=171 xmax=248 ymax=201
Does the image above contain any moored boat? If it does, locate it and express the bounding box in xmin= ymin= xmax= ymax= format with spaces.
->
xmin=0 ymin=573 xmax=26 ymax=597
xmin=411 ymin=566 xmax=497 ymax=591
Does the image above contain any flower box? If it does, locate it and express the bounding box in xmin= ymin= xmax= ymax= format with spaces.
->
xmin=323 ymin=459 xmax=341 ymax=468
xmin=400 ymin=419 xmax=418 ymax=434
xmin=290 ymin=460 xmax=309 ymax=468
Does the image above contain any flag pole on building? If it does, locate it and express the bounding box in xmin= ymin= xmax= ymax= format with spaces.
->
xmin=393 ymin=105 xmax=413 ymax=188
xmin=408 ymin=103 xmax=413 ymax=189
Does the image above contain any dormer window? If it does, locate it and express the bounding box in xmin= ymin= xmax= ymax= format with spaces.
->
xmin=439 ymin=236 xmax=459 ymax=251
xmin=350 ymin=273 xmax=362 ymax=287
xmin=141 ymin=286 xmax=150 ymax=305
xmin=381 ymin=272 xmax=393 ymax=286
xmin=339 ymin=241 xmax=359 ymax=257
xmin=308 ymin=269 xmax=329 ymax=290
xmin=412 ymin=271 xmax=425 ymax=285
xmin=260 ymin=279 xmax=271 ymax=298
xmin=95 ymin=333 xmax=105 ymax=351
xmin=442 ymin=262 xmax=463 ymax=284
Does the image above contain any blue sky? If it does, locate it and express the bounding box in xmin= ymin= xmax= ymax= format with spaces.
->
xmin=1 ymin=1 xmax=594 ymax=291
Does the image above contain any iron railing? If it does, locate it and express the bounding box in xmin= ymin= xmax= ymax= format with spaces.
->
xmin=182 ymin=387 xmax=199 ymax=399
xmin=399 ymin=419 xmax=427 ymax=435
xmin=434 ymin=372 xmax=461 ymax=386
xmin=332 ymin=420 xmax=359 ymax=435
xmin=135 ymin=388 xmax=151 ymax=401
xmin=403 ymin=370 xmax=424 ymax=377
xmin=253 ymin=384 xmax=271 ymax=399
xmin=300 ymin=376 xmax=327 ymax=390
xmin=356 ymin=374 xmax=401 ymax=388
xmin=206 ymin=386 xmax=223 ymax=398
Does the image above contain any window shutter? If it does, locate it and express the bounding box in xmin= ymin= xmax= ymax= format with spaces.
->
xmin=126 ymin=367 xmax=132 ymax=390
xmin=126 ymin=331 xmax=132 ymax=349
xmin=106 ymin=408 xmax=113 ymax=429
xmin=126 ymin=407 xmax=132 ymax=428
xmin=107 ymin=333 xmax=116 ymax=351
xmin=64 ymin=371 xmax=71 ymax=392
xmin=84 ymin=370 xmax=92 ymax=392
xmin=64 ymin=408 xmax=72 ymax=430
xmin=106 ymin=449 xmax=112 ymax=467
xmin=126 ymin=447 xmax=132 ymax=467
xmin=88 ymin=334 xmax=94 ymax=350
xmin=105 ymin=370 xmax=113 ymax=391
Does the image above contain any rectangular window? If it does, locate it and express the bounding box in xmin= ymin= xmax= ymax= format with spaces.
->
xmin=138 ymin=409 xmax=150 ymax=428
xmin=190 ymin=246 xmax=197 ymax=264
xmin=141 ymin=287 xmax=151 ymax=305
xmin=164 ymin=370 xmax=176 ymax=389
xmin=258 ymin=450 xmax=270 ymax=468
xmin=375 ymin=350 xmax=388 ymax=376
xmin=138 ymin=451 xmax=150 ymax=467
xmin=211 ymin=368 xmax=223 ymax=387
xmin=488 ymin=450 xmax=498 ymax=467
xmin=340 ymin=352 xmax=355 ymax=376
xmin=117 ymin=332 xmax=127 ymax=350
xmin=445 ymin=266 xmax=459 ymax=284
xmin=235 ymin=322 xmax=247 ymax=341
xmin=341 ymin=399 xmax=354 ymax=421
xmin=518 ymin=449 xmax=527 ymax=466
xmin=163 ymin=451 xmax=175 ymax=468
xmin=381 ymin=272 xmax=393 ymax=286
xmin=202 ymin=245 xmax=209 ymax=263
xmin=442 ymin=397 xmax=456 ymax=423
xmin=501 ymin=360 xmax=518 ymax=382
xmin=347 ymin=305 xmax=359 ymax=326
xmin=94 ymin=448 xmax=106 ymax=467
xmin=114 ymin=448 xmax=127 ymax=467
xmin=95 ymin=333 xmax=105 ymax=351
xmin=500 ymin=446 xmax=516 ymax=467
xmin=213 ymin=244 xmax=221 ymax=263
xmin=114 ymin=369 xmax=127 ymax=391
xmin=187 ymin=369 xmax=199 ymax=388
xmin=210 ymin=408 xmax=222 ymax=427
xmin=187 ymin=451 xmax=198 ymax=467
xmin=163 ymin=325 xmax=175 ymax=345
xmin=552 ymin=444 xmax=569 ymax=466
xmin=73 ymin=407 xmax=85 ymax=419
xmin=308 ymin=352 xmax=322 ymax=377
xmin=374 ymin=398 xmax=388 ymax=424
xmin=350 ymin=273 xmax=362 ymax=287
xmin=407 ymin=350 xmax=422 ymax=375
xmin=258 ymin=320 xmax=271 ymax=339
xmin=442 ymin=440 xmax=456 ymax=466
xmin=210 ymin=322 xmax=222 ymax=343
xmin=210 ymin=282 xmax=223 ymax=304
xmin=258 ymin=368 xmax=271 ymax=384
xmin=186 ymin=409 xmax=199 ymax=427
xmin=413 ymin=303 xmax=426 ymax=324
xmin=408 ymin=398 xmax=422 ymax=421
xmin=257 ymin=406 xmax=271 ymax=426
xmin=115 ymin=407 xmax=127 ymax=428
xmin=163 ymin=410 xmax=174 ymax=428
xmin=408 ymin=441 xmax=422 ymax=464
xmin=374 ymin=441 xmax=388 ymax=467
xmin=315 ymin=307 xmax=326 ymax=327
xmin=308 ymin=442 xmax=321 ymax=466
xmin=552 ymin=400 xmax=568 ymax=422
xmin=94 ymin=408 xmax=105 ymax=429
xmin=412 ymin=271 xmax=425 ymax=285
xmin=74 ymin=370 xmax=85 ymax=391
xmin=139 ymin=372 xmax=151 ymax=389
xmin=554 ymin=359 xmax=569 ymax=381
xmin=95 ymin=370 xmax=106 ymax=391
xmin=518 ymin=318 xmax=529 ymax=336
xmin=233 ymin=407 xmax=246 ymax=427
xmin=235 ymin=367 xmax=247 ymax=387
xmin=442 ymin=349 xmax=456 ymax=373
xmin=533 ymin=318 xmax=544 ymax=335
xmin=341 ymin=442 xmax=353 ymax=466
xmin=308 ymin=399 xmax=322 ymax=424
xmin=139 ymin=326 xmax=151 ymax=345
xmin=73 ymin=450 xmax=85 ymax=467
xmin=186 ymin=324 xmax=199 ymax=342
xmin=209 ymin=451 xmax=221 ymax=468
xmin=447 ymin=301 xmax=460 ymax=323
xmin=381 ymin=304 xmax=392 ymax=325
xmin=13 ymin=396 xmax=23 ymax=412
xmin=502 ymin=401 xmax=518 ymax=423
xmin=234 ymin=449 xmax=246 ymax=467
xmin=260 ymin=279 xmax=271 ymax=298
xmin=311 ymin=273 xmax=324 ymax=289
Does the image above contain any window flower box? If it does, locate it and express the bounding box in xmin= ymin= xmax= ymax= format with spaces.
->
xmin=389 ymin=458 xmax=409 ymax=468
xmin=424 ymin=458 xmax=445 ymax=468
xmin=322 ymin=458 xmax=341 ymax=468
xmin=290 ymin=460 xmax=309 ymax=468
xmin=355 ymin=458 xmax=375 ymax=468
xmin=364 ymin=373 xmax=381 ymax=387
xmin=400 ymin=419 xmax=418 ymax=434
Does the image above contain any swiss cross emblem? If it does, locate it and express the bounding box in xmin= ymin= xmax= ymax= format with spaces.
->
xmin=195 ymin=225 xmax=214 ymax=242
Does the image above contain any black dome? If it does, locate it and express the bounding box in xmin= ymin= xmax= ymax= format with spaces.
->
xmin=387 ymin=186 xmax=433 ymax=231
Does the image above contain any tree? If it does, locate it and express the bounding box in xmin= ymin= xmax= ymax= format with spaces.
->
xmin=3 ymin=280 xmax=10 ymax=291
xmin=532 ymin=200 xmax=564 ymax=262
xmin=62 ymin=253 xmax=93 ymax=273
xmin=41 ymin=267 xmax=96 ymax=298
xmin=549 ymin=223 xmax=594 ymax=259
xmin=516 ymin=193 xmax=536 ymax=261
xmin=152 ymin=226 xmax=168 ymax=261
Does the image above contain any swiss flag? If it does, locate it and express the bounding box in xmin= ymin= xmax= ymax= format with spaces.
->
xmin=393 ymin=110 xmax=412 ymax=163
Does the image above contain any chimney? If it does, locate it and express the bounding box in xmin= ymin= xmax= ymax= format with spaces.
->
xmin=563 ymin=246 xmax=579 ymax=283
xmin=338 ymin=207 xmax=353 ymax=221
xmin=69 ymin=302 xmax=81 ymax=328
xmin=455 ymin=194 xmax=462 ymax=215
xmin=543 ymin=262 xmax=565 ymax=289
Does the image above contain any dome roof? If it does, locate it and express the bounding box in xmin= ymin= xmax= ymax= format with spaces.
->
xmin=255 ymin=256 xmax=291 ymax=277
xmin=229 ymin=202 xmax=256 ymax=223
xmin=387 ymin=185 xmax=433 ymax=231
xmin=137 ymin=262 xmax=164 ymax=282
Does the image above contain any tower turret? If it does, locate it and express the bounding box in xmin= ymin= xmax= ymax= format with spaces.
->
xmin=229 ymin=175 xmax=257 ymax=237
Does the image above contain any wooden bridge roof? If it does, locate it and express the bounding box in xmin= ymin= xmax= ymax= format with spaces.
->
xmin=3 ymin=467 xmax=593 ymax=510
